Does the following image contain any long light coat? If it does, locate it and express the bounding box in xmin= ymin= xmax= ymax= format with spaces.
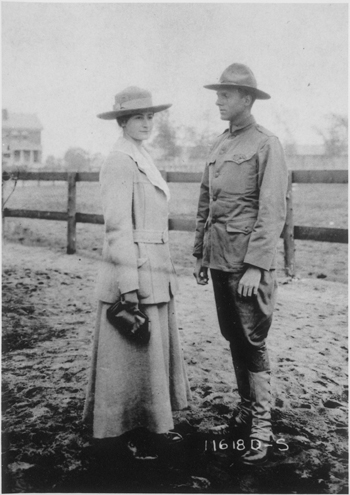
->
xmin=84 ymin=137 xmax=190 ymax=438
xmin=95 ymin=138 xmax=178 ymax=304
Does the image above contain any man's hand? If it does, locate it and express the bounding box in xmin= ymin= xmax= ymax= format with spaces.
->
xmin=237 ymin=266 xmax=262 ymax=297
xmin=193 ymin=258 xmax=209 ymax=285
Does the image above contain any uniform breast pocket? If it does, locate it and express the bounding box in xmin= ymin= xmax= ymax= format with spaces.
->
xmin=223 ymin=152 xmax=257 ymax=194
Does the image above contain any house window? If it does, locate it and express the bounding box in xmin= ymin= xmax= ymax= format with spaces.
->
xmin=24 ymin=150 xmax=30 ymax=162
xmin=33 ymin=151 xmax=39 ymax=163
xmin=14 ymin=150 xmax=20 ymax=162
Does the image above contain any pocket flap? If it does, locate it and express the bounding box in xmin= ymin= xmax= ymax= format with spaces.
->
xmin=226 ymin=223 xmax=254 ymax=234
xmin=227 ymin=152 xmax=255 ymax=164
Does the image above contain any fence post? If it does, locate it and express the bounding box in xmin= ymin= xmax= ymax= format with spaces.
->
xmin=67 ymin=172 xmax=77 ymax=254
xmin=283 ymin=171 xmax=295 ymax=276
xmin=1 ymin=181 xmax=5 ymax=237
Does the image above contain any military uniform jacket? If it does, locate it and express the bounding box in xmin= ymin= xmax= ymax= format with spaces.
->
xmin=95 ymin=137 xmax=178 ymax=304
xmin=193 ymin=116 xmax=288 ymax=272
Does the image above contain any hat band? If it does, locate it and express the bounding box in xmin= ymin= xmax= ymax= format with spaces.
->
xmin=219 ymin=79 xmax=257 ymax=90
xmin=113 ymin=97 xmax=154 ymax=112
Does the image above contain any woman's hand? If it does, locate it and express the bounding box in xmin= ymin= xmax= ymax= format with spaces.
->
xmin=193 ymin=258 xmax=209 ymax=285
xmin=122 ymin=290 xmax=139 ymax=305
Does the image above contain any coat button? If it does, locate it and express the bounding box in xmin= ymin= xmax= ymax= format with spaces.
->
xmin=213 ymin=196 xmax=217 ymax=201
xmin=215 ymin=172 xmax=219 ymax=178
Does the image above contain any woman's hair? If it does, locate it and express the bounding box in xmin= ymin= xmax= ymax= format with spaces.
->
xmin=116 ymin=115 xmax=132 ymax=127
xmin=117 ymin=111 xmax=155 ymax=127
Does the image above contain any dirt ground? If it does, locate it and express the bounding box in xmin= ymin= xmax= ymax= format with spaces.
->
xmin=2 ymin=241 xmax=348 ymax=494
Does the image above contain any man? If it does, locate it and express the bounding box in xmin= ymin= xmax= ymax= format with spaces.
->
xmin=193 ymin=63 xmax=288 ymax=465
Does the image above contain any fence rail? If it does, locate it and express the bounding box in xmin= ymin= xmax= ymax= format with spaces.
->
xmin=4 ymin=169 xmax=348 ymax=183
xmin=2 ymin=169 xmax=348 ymax=276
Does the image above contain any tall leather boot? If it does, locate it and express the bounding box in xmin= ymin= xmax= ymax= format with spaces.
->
xmin=230 ymin=361 xmax=251 ymax=431
xmin=241 ymin=370 xmax=273 ymax=465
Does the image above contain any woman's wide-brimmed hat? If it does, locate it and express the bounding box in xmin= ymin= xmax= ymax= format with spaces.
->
xmin=204 ymin=63 xmax=271 ymax=100
xmin=97 ymin=86 xmax=172 ymax=120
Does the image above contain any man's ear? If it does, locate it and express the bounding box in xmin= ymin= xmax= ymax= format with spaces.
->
xmin=245 ymin=93 xmax=253 ymax=107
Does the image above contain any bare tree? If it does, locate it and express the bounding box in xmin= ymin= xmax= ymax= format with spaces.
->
xmin=2 ymin=168 xmax=19 ymax=233
xmin=44 ymin=155 xmax=58 ymax=170
xmin=64 ymin=148 xmax=91 ymax=172
xmin=90 ymin=152 xmax=105 ymax=171
xmin=272 ymin=109 xmax=298 ymax=155
xmin=2 ymin=169 xmax=18 ymax=208
xmin=148 ymin=110 xmax=182 ymax=159
xmin=316 ymin=114 xmax=348 ymax=156
xmin=185 ymin=125 xmax=216 ymax=161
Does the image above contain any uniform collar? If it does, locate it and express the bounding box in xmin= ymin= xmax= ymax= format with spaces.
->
xmin=229 ymin=115 xmax=255 ymax=135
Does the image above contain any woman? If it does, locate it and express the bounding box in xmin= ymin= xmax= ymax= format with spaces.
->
xmin=83 ymin=87 xmax=191 ymax=460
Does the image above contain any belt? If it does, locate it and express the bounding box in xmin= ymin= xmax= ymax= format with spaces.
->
xmin=133 ymin=229 xmax=169 ymax=244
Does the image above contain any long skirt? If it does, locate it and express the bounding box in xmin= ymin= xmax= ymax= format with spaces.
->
xmin=83 ymin=297 xmax=191 ymax=439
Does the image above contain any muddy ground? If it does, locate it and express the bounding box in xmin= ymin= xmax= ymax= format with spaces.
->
xmin=2 ymin=241 xmax=348 ymax=494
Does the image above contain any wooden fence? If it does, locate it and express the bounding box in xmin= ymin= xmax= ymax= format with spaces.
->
xmin=2 ymin=170 xmax=348 ymax=277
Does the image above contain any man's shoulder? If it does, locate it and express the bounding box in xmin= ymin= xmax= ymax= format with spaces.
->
xmin=254 ymin=124 xmax=278 ymax=139
xmin=213 ymin=129 xmax=229 ymax=141
xmin=208 ymin=129 xmax=229 ymax=152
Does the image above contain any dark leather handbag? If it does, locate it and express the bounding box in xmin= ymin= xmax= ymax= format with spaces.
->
xmin=106 ymin=300 xmax=150 ymax=344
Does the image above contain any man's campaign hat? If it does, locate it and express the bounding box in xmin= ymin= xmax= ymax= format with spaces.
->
xmin=204 ymin=63 xmax=270 ymax=100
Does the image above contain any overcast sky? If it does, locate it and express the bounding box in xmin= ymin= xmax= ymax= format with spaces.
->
xmin=2 ymin=1 xmax=348 ymax=159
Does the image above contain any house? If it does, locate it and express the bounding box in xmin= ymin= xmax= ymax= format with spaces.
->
xmin=2 ymin=109 xmax=43 ymax=168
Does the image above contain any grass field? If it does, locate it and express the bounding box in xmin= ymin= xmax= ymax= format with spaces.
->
xmin=3 ymin=181 xmax=348 ymax=283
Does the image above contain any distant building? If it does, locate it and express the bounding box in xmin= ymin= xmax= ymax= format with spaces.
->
xmin=2 ymin=109 xmax=43 ymax=168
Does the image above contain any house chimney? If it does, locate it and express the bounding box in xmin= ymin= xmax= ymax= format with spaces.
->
xmin=2 ymin=109 xmax=8 ymax=120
